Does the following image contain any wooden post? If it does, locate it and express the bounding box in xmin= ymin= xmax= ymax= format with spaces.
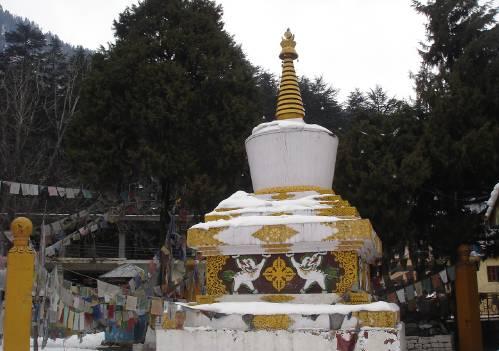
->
xmin=455 ymin=244 xmax=483 ymax=351
xmin=3 ymin=217 xmax=35 ymax=351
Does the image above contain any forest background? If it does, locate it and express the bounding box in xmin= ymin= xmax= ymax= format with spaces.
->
xmin=0 ymin=0 xmax=497 ymax=279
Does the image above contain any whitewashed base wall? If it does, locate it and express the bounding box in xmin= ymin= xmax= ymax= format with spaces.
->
xmin=157 ymin=325 xmax=406 ymax=351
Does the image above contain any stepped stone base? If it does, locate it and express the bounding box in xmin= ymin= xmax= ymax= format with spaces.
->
xmin=156 ymin=324 xmax=406 ymax=351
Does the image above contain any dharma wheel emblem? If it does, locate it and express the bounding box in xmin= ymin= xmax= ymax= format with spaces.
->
xmin=263 ymin=257 xmax=295 ymax=291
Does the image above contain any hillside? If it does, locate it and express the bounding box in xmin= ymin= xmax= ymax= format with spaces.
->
xmin=0 ymin=4 xmax=80 ymax=53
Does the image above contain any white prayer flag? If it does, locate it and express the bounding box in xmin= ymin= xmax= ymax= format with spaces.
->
xmin=30 ymin=184 xmax=39 ymax=196
xmin=9 ymin=182 xmax=20 ymax=194
xmin=396 ymin=289 xmax=406 ymax=303
xmin=21 ymin=183 xmax=30 ymax=195
xmin=57 ymin=187 xmax=66 ymax=197
xmin=126 ymin=295 xmax=138 ymax=311
xmin=97 ymin=280 xmax=121 ymax=299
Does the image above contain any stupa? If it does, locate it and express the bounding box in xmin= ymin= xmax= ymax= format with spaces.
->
xmin=157 ymin=29 xmax=405 ymax=351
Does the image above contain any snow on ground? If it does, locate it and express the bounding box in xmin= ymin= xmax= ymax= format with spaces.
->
xmin=179 ymin=301 xmax=399 ymax=315
xmin=0 ymin=332 xmax=105 ymax=351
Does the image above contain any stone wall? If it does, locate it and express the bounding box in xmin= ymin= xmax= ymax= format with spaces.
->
xmin=406 ymin=335 xmax=453 ymax=351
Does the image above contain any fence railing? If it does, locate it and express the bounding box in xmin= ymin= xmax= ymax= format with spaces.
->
xmin=479 ymin=293 xmax=499 ymax=320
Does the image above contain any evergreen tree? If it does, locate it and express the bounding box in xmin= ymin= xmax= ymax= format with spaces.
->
xmin=412 ymin=0 xmax=499 ymax=257
xmin=67 ymin=0 xmax=260 ymax=230
xmin=335 ymin=88 xmax=428 ymax=273
xmin=300 ymin=76 xmax=345 ymax=132
xmin=0 ymin=23 xmax=89 ymax=221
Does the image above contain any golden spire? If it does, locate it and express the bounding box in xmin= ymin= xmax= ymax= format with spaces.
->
xmin=275 ymin=29 xmax=305 ymax=120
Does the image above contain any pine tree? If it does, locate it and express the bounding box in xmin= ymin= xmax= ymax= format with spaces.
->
xmin=335 ymin=88 xmax=428 ymax=268
xmin=412 ymin=0 xmax=499 ymax=257
xmin=67 ymin=0 xmax=260 ymax=231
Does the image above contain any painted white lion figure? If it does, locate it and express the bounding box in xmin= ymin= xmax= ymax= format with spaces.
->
xmin=232 ymin=255 xmax=269 ymax=293
xmin=287 ymin=252 xmax=327 ymax=293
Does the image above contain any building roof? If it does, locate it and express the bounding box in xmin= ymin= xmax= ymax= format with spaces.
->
xmin=99 ymin=263 xmax=144 ymax=279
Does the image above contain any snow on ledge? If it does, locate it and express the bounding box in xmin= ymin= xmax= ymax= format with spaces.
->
xmin=191 ymin=214 xmax=347 ymax=230
xmin=251 ymin=119 xmax=333 ymax=136
xmin=179 ymin=301 xmax=399 ymax=315
xmin=214 ymin=191 xmax=332 ymax=212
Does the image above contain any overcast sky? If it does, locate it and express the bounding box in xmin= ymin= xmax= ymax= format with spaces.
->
xmin=1 ymin=0 xmax=428 ymax=102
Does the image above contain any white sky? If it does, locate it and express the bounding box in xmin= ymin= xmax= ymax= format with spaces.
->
xmin=1 ymin=0 xmax=428 ymax=102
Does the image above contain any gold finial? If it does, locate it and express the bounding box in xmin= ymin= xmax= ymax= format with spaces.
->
xmin=10 ymin=217 xmax=33 ymax=246
xmin=279 ymin=28 xmax=298 ymax=60
xmin=276 ymin=28 xmax=305 ymax=120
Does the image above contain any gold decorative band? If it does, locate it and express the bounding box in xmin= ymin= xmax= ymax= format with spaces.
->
xmin=254 ymin=185 xmax=334 ymax=195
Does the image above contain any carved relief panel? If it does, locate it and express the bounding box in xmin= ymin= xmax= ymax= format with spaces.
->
xmin=206 ymin=251 xmax=358 ymax=295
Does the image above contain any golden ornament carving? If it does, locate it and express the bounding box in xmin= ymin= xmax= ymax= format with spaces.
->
xmin=352 ymin=311 xmax=398 ymax=328
xmin=252 ymin=225 xmax=298 ymax=243
xmin=321 ymin=219 xmax=372 ymax=241
xmin=187 ymin=227 xmax=226 ymax=248
xmin=206 ymin=256 xmax=229 ymax=296
xmin=263 ymin=257 xmax=296 ymax=292
xmin=333 ymin=251 xmax=358 ymax=293
xmin=261 ymin=295 xmax=295 ymax=303
xmin=252 ymin=314 xmax=293 ymax=330
xmin=254 ymin=185 xmax=334 ymax=195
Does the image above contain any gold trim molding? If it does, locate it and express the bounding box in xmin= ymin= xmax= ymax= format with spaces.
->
xmin=254 ymin=186 xmax=334 ymax=195
xmin=252 ymin=314 xmax=293 ymax=330
xmin=260 ymin=295 xmax=295 ymax=303
xmin=263 ymin=244 xmax=292 ymax=253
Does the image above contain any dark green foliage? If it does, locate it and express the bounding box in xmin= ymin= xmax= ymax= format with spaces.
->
xmin=67 ymin=0 xmax=260 ymax=219
xmin=335 ymin=88 xmax=429 ymax=261
xmin=411 ymin=0 xmax=499 ymax=257
xmin=0 ymin=22 xmax=90 ymax=222
xmin=300 ymin=76 xmax=345 ymax=133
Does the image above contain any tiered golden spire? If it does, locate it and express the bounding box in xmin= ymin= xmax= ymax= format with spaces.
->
xmin=275 ymin=29 xmax=305 ymax=120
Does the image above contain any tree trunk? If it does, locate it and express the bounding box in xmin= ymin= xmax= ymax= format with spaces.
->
xmin=159 ymin=178 xmax=173 ymax=296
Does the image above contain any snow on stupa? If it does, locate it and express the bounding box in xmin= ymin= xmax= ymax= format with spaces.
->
xmin=156 ymin=29 xmax=405 ymax=351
